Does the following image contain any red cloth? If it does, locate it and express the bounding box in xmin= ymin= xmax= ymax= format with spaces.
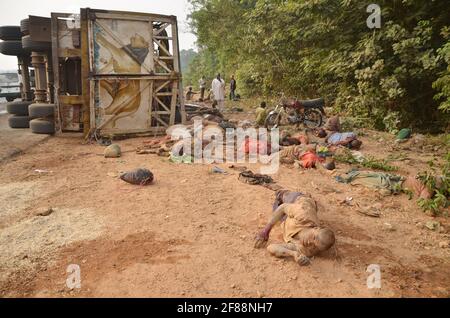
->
xmin=300 ymin=151 xmax=323 ymax=168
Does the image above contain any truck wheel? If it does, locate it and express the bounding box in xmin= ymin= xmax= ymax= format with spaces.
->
xmin=20 ymin=19 xmax=30 ymax=35
xmin=8 ymin=115 xmax=31 ymax=128
xmin=6 ymin=100 xmax=32 ymax=116
xmin=21 ymin=35 xmax=51 ymax=52
xmin=30 ymin=118 xmax=55 ymax=134
xmin=0 ymin=26 xmax=22 ymax=41
xmin=29 ymin=103 xmax=55 ymax=118
xmin=6 ymin=97 xmax=15 ymax=102
xmin=0 ymin=40 xmax=24 ymax=56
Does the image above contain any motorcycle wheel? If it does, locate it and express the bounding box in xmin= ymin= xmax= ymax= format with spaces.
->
xmin=303 ymin=109 xmax=323 ymax=128
xmin=265 ymin=113 xmax=280 ymax=130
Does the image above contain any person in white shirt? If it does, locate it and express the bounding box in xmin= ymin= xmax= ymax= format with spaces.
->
xmin=211 ymin=73 xmax=225 ymax=111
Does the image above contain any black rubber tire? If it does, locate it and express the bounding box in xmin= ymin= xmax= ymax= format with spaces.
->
xmin=0 ymin=40 xmax=24 ymax=56
xmin=30 ymin=118 xmax=55 ymax=134
xmin=6 ymin=100 xmax=32 ymax=116
xmin=21 ymin=35 xmax=51 ymax=52
xmin=304 ymin=108 xmax=323 ymax=128
xmin=8 ymin=115 xmax=31 ymax=128
xmin=6 ymin=97 xmax=15 ymax=102
xmin=20 ymin=19 xmax=30 ymax=36
xmin=299 ymin=98 xmax=325 ymax=108
xmin=0 ymin=26 xmax=22 ymax=41
xmin=265 ymin=112 xmax=280 ymax=129
xmin=29 ymin=103 xmax=55 ymax=118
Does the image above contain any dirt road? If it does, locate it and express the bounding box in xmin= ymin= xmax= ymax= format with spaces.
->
xmin=0 ymin=112 xmax=449 ymax=297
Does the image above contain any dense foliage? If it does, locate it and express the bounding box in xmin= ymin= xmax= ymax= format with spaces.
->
xmin=185 ymin=0 xmax=450 ymax=131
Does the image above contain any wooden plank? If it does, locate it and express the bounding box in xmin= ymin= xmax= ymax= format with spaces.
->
xmin=154 ymin=58 xmax=172 ymax=73
xmin=153 ymin=38 xmax=171 ymax=57
xmin=58 ymin=48 xmax=81 ymax=58
xmin=58 ymin=95 xmax=83 ymax=104
xmin=94 ymin=12 xmax=175 ymax=24
xmin=51 ymin=13 xmax=62 ymax=133
xmin=154 ymin=95 xmax=171 ymax=113
xmin=90 ymin=74 xmax=180 ymax=80
xmin=153 ymin=23 xmax=170 ymax=36
xmin=80 ymin=8 xmax=91 ymax=136
xmin=155 ymin=80 xmax=171 ymax=93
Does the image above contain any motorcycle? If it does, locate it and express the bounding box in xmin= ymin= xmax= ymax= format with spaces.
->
xmin=264 ymin=97 xmax=325 ymax=130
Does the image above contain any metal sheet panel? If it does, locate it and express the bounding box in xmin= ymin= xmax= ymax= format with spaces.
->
xmin=85 ymin=9 xmax=184 ymax=136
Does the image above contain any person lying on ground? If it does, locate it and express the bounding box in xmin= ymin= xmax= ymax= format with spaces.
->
xmin=316 ymin=128 xmax=362 ymax=150
xmin=254 ymin=191 xmax=336 ymax=266
xmin=280 ymin=131 xmax=309 ymax=146
xmin=299 ymin=144 xmax=324 ymax=168
xmin=336 ymin=170 xmax=439 ymax=199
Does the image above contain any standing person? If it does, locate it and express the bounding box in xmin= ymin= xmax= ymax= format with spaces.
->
xmin=229 ymin=75 xmax=237 ymax=100
xmin=212 ymin=73 xmax=225 ymax=112
xmin=198 ymin=76 xmax=206 ymax=101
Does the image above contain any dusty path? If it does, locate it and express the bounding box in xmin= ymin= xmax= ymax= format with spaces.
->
xmin=0 ymin=116 xmax=449 ymax=297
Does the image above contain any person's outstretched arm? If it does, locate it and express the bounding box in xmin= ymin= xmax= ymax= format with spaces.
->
xmin=254 ymin=204 xmax=288 ymax=248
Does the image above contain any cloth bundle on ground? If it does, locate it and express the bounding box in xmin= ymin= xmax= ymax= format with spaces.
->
xmin=238 ymin=170 xmax=273 ymax=185
xmin=299 ymin=144 xmax=324 ymax=168
xmin=324 ymin=115 xmax=341 ymax=132
xmin=120 ymin=168 xmax=154 ymax=185
xmin=278 ymin=145 xmax=305 ymax=164
xmin=335 ymin=170 xmax=404 ymax=194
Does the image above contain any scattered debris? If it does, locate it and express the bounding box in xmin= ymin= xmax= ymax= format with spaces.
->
xmin=35 ymin=207 xmax=54 ymax=217
xmin=104 ymin=144 xmax=121 ymax=158
xmin=425 ymin=220 xmax=441 ymax=231
xmin=228 ymin=164 xmax=247 ymax=172
xmin=357 ymin=204 xmax=381 ymax=217
xmin=34 ymin=169 xmax=53 ymax=174
xmin=383 ymin=222 xmax=395 ymax=231
xmin=169 ymin=154 xmax=193 ymax=164
xmin=212 ymin=166 xmax=227 ymax=174
xmin=120 ymin=168 xmax=154 ymax=185
xmin=238 ymin=170 xmax=273 ymax=185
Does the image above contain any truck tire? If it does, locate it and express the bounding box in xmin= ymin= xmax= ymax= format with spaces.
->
xmin=21 ymin=35 xmax=51 ymax=52
xmin=0 ymin=26 xmax=22 ymax=41
xmin=20 ymin=19 xmax=30 ymax=35
xmin=29 ymin=103 xmax=55 ymax=118
xmin=6 ymin=97 xmax=16 ymax=102
xmin=30 ymin=118 xmax=55 ymax=134
xmin=6 ymin=100 xmax=32 ymax=116
xmin=0 ymin=40 xmax=24 ymax=56
xmin=8 ymin=115 xmax=31 ymax=128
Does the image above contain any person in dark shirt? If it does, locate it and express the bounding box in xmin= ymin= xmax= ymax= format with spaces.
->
xmin=229 ymin=75 xmax=237 ymax=100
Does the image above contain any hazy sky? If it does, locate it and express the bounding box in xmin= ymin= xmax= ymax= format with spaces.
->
xmin=0 ymin=0 xmax=197 ymax=70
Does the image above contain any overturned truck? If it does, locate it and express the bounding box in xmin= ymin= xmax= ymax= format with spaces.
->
xmin=0 ymin=8 xmax=186 ymax=137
